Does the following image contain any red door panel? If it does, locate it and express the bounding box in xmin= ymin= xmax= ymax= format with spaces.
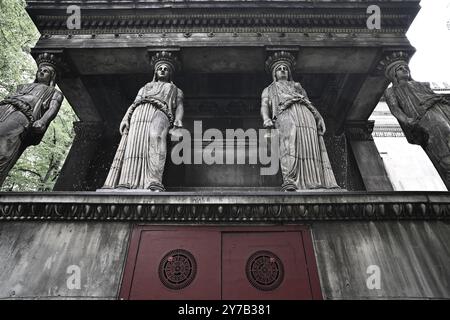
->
xmin=222 ymin=232 xmax=313 ymax=300
xmin=119 ymin=226 xmax=322 ymax=300
xmin=128 ymin=230 xmax=221 ymax=300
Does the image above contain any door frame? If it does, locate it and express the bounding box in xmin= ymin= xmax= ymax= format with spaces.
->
xmin=119 ymin=225 xmax=322 ymax=300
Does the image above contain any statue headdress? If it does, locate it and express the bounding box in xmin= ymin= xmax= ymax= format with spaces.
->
xmin=265 ymin=51 xmax=296 ymax=81
xmin=150 ymin=51 xmax=181 ymax=82
xmin=35 ymin=53 xmax=60 ymax=87
xmin=378 ymin=51 xmax=412 ymax=85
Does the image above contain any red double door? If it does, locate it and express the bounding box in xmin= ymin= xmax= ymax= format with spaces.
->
xmin=119 ymin=226 xmax=322 ymax=300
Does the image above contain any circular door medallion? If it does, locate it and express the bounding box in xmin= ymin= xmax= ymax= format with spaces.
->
xmin=246 ymin=250 xmax=284 ymax=291
xmin=159 ymin=249 xmax=197 ymax=290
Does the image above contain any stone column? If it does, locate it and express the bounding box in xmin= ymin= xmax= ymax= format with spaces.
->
xmin=345 ymin=120 xmax=393 ymax=191
xmin=53 ymin=121 xmax=104 ymax=191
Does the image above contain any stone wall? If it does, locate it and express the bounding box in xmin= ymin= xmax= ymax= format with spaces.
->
xmin=0 ymin=220 xmax=449 ymax=299
xmin=312 ymin=221 xmax=450 ymax=299
xmin=0 ymin=222 xmax=131 ymax=299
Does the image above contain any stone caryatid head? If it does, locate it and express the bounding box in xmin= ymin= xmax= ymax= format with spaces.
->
xmin=34 ymin=53 xmax=60 ymax=87
xmin=150 ymin=51 xmax=181 ymax=83
xmin=265 ymin=51 xmax=296 ymax=82
xmin=379 ymin=51 xmax=412 ymax=86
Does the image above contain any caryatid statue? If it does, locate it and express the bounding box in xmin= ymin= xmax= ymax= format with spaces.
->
xmin=381 ymin=52 xmax=450 ymax=189
xmin=103 ymin=51 xmax=184 ymax=191
xmin=261 ymin=51 xmax=339 ymax=191
xmin=0 ymin=53 xmax=64 ymax=187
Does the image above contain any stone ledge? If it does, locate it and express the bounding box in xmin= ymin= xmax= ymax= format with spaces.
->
xmin=0 ymin=191 xmax=448 ymax=222
xmin=34 ymin=13 xmax=412 ymax=34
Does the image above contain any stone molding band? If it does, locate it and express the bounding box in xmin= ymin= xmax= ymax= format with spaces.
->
xmin=35 ymin=13 xmax=412 ymax=35
xmin=0 ymin=192 xmax=448 ymax=222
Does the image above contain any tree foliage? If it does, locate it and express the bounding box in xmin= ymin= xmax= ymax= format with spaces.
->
xmin=0 ymin=0 xmax=78 ymax=191
xmin=0 ymin=0 xmax=37 ymax=95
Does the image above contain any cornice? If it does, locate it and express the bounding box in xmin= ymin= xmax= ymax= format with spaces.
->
xmin=34 ymin=13 xmax=412 ymax=35
xmin=0 ymin=192 xmax=448 ymax=222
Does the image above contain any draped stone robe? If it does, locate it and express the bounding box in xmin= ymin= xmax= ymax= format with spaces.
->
xmin=103 ymin=81 xmax=182 ymax=190
xmin=385 ymin=81 xmax=450 ymax=185
xmin=0 ymin=83 xmax=61 ymax=186
xmin=265 ymin=80 xmax=339 ymax=190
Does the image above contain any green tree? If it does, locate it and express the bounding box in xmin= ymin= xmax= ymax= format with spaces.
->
xmin=0 ymin=0 xmax=37 ymax=95
xmin=0 ymin=0 xmax=78 ymax=191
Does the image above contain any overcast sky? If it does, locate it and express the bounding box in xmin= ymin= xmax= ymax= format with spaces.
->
xmin=407 ymin=0 xmax=450 ymax=83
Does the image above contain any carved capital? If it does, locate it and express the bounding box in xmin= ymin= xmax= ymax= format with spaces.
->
xmin=375 ymin=50 xmax=412 ymax=78
xmin=30 ymin=49 xmax=75 ymax=78
xmin=148 ymin=49 xmax=182 ymax=73
xmin=345 ymin=120 xmax=375 ymax=141
xmin=265 ymin=50 xmax=297 ymax=74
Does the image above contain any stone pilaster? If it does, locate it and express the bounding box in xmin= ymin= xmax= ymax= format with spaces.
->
xmin=345 ymin=120 xmax=394 ymax=191
xmin=53 ymin=121 xmax=105 ymax=191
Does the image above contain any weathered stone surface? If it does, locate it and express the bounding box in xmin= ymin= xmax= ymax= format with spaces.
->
xmin=54 ymin=121 xmax=105 ymax=191
xmin=24 ymin=0 xmax=419 ymax=191
xmin=345 ymin=121 xmax=394 ymax=191
xmin=0 ymin=222 xmax=131 ymax=299
xmin=0 ymin=53 xmax=64 ymax=187
xmin=312 ymin=221 xmax=450 ymax=299
xmin=261 ymin=51 xmax=339 ymax=191
xmin=102 ymin=52 xmax=184 ymax=191
xmin=382 ymin=54 xmax=450 ymax=190
xmin=0 ymin=192 xmax=448 ymax=222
